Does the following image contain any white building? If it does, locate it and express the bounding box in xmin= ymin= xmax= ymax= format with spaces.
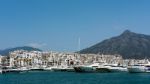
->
xmin=0 ymin=55 xmax=2 ymax=66
xmin=9 ymin=50 xmax=124 ymax=68
xmin=9 ymin=50 xmax=43 ymax=67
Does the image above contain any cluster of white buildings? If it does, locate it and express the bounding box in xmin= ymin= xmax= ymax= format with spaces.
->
xmin=0 ymin=50 xmax=125 ymax=68
xmin=0 ymin=50 xmax=148 ymax=68
xmin=0 ymin=55 xmax=8 ymax=66
xmin=0 ymin=56 xmax=2 ymax=66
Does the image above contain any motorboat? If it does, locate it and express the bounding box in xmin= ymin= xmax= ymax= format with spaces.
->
xmin=74 ymin=63 xmax=99 ymax=73
xmin=18 ymin=67 xmax=30 ymax=73
xmin=2 ymin=66 xmax=23 ymax=73
xmin=103 ymin=64 xmax=127 ymax=72
xmin=0 ymin=68 xmax=2 ymax=74
xmin=29 ymin=66 xmax=44 ymax=71
xmin=51 ymin=66 xmax=67 ymax=72
xmin=128 ymin=61 xmax=150 ymax=73
xmin=128 ymin=64 xmax=146 ymax=73
xmin=65 ymin=67 xmax=75 ymax=72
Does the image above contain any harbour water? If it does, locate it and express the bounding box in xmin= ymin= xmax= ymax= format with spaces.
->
xmin=0 ymin=72 xmax=150 ymax=84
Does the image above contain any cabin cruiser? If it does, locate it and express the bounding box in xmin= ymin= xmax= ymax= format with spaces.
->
xmin=0 ymin=67 xmax=2 ymax=74
xmin=103 ymin=64 xmax=127 ymax=72
xmin=30 ymin=66 xmax=44 ymax=71
xmin=95 ymin=65 xmax=111 ymax=73
xmin=74 ymin=63 xmax=101 ymax=73
xmin=44 ymin=67 xmax=53 ymax=71
xmin=44 ymin=66 xmax=58 ymax=71
xmin=51 ymin=66 xmax=67 ymax=72
xmin=128 ymin=61 xmax=150 ymax=73
xmin=51 ymin=66 xmax=74 ymax=72
xmin=65 ymin=67 xmax=75 ymax=72
xmin=0 ymin=69 xmax=2 ymax=74
xmin=128 ymin=64 xmax=146 ymax=73
xmin=2 ymin=66 xmax=23 ymax=73
xmin=74 ymin=62 xmax=127 ymax=73
xmin=128 ymin=65 xmax=150 ymax=73
xmin=18 ymin=67 xmax=30 ymax=72
xmin=0 ymin=66 xmax=2 ymax=74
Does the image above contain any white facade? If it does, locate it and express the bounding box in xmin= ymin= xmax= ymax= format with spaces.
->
xmin=8 ymin=50 xmax=124 ymax=68
xmin=0 ymin=56 xmax=2 ymax=65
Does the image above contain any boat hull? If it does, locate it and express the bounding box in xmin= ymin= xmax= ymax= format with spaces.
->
xmin=109 ymin=67 xmax=127 ymax=72
xmin=51 ymin=68 xmax=67 ymax=72
xmin=128 ymin=67 xmax=145 ymax=73
xmin=96 ymin=68 xmax=111 ymax=73
xmin=30 ymin=69 xmax=44 ymax=71
xmin=74 ymin=66 xmax=95 ymax=73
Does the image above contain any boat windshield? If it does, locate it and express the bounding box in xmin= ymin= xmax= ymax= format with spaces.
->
xmin=145 ymin=66 xmax=150 ymax=67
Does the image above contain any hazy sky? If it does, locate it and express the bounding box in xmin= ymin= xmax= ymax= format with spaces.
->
xmin=0 ymin=0 xmax=150 ymax=51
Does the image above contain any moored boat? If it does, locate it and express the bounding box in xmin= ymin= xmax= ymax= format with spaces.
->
xmin=51 ymin=65 xmax=75 ymax=72
xmin=29 ymin=66 xmax=44 ymax=71
xmin=51 ymin=66 xmax=67 ymax=72
xmin=128 ymin=61 xmax=150 ymax=73
xmin=74 ymin=63 xmax=99 ymax=73
xmin=44 ymin=67 xmax=53 ymax=71
xmin=128 ymin=65 xmax=145 ymax=73
xmin=3 ymin=66 xmax=23 ymax=73
xmin=65 ymin=67 xmax=75 ymax=72
xmin=95 ymin=67 xmax=111 ymax=73
xmin=0 ymin=69 xmax=2 ymax=74
xmin=103 ymin=64 xmax=127 ymax=72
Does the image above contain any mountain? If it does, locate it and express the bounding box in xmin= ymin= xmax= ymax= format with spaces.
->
xmin=80 ymin=30 xmax=150 ymax=59
xmin=0 ymin=46 xmax=42 ymax=56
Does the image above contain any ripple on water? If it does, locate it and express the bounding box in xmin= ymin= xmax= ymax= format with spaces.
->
xmin=0 ymin=72 xmax=150 ymax=84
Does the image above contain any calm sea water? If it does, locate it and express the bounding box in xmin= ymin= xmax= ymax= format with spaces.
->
xmin=0 ymin=72 xmax=150 ymax=84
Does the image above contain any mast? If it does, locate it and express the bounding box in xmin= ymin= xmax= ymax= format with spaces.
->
xmin=78 ymin=37 xmax=81 ymax=51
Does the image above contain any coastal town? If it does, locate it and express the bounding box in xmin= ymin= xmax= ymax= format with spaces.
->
xmin=0 ymin=50 xmax=150 ymax=73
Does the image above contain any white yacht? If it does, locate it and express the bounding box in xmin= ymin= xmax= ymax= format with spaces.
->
xmin=103 ymin=64 xmax=127 ymax=72
xmin=0 ymin=69 xmax=2 ymax=74
xmin=74 ymin=63 xmax=107 ymax=73
xmin=30 ymin=65 xmax=44 ymax=71
xmin=44 ymin=67 xmax=53 ymax=71
xmin=44 ymin=66 xmax=58 ymax=71
xmin=51 ymin=66 xmax=74 ymax=72
xmin=3 ymin=66 xmax=23 ymax=73
xmin=128 ymin=61 xmax=150 ymax=73
xmin=128 ymin=65 xmax=145 ymax=73
xmin=18 ymin=67 xmax=30 ymax=72
xmin=51 ymin=66 xmax=67 ymax=72
xmin=65 ymin=67 xmax=75 ymax=72
xmin=0 ymin=66 xmax=2 ymax=74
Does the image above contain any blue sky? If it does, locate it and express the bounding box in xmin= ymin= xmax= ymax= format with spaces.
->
xmin=0 ymin=0 xmax=150 ymax=51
